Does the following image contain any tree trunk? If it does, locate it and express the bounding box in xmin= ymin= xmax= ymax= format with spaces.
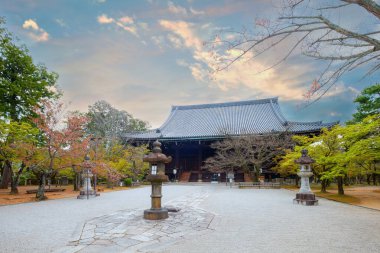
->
xmin=36 ymin=173 xmax=47 ymax=201
xmin=74 ymin=172 xmax=80 ymax=191
xmin=295 ymin=176 xmax=299 ymax=187
xmin=10 ymin=163 xmax=26 ymax=194
xmin=321 ymin=179 xmax=328 ymax=193
xmin=337 ymin=176 xmax=344 ymax=195
xmin=0 ymin=161 xmax=12 ymax=189
xmin=367 ymin=174 xmax=371 ymax=185
xmin=373 ymin=173 xmax=377 ymax=186
xmin=344 ymin=176 xmax=350 ymax=186
xmin=107 ymin=173 xmax=112 ymax=188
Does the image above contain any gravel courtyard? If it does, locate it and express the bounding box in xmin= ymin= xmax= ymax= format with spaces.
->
xmin=0 ymin=184 xmax=379 ymax=253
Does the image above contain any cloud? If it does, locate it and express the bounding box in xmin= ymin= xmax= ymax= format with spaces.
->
xmin=22 ymin=19 xmax=49 ymax=42
xmin=119 ymin=16 xmax=134 ymax=24
xmin=159 ymin=20 xmax=202 ymax=50
xmin=167 ymin=1 xmax=204 ymax=17
xmin=167 ymin=34 xmax=182 ymax=48
xmin=139 ymin=22 xmax=149 ymax=31
xmin=55 ymin=18 xmax=67 ymax=28
xmin=97 ymin=14 xmax=114 ymax=24
xmin=158 ymin=19 xmax=316 ymax=101
xmin=22 ymin=19 xmax=39 ymax=30
xmin=151 ymin=35 xmax=165 ymax=48
xmin=190 ymin=7 xmax=205 ymax=15
xmin=168 ymin=1 xmax=187 ymax=16
xmin=97 ymin=14 xmax=138 ymax=37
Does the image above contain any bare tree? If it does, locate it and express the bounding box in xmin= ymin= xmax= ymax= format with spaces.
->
xmin=207 ymin=0 xmax=380 ymax=104
xmin=203 ymin=132 xmax=293 ymax=182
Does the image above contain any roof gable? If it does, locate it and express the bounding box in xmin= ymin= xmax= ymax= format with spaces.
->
xmin=126 ymin=97 xmax=338 ymax=140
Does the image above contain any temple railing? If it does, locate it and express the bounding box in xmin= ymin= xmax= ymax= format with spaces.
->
xmin=237 ymin=182 xmax=281 ymax=189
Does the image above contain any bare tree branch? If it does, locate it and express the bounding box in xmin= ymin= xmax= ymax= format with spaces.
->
xmin=207 ymin=0 xmax=380 ymax=104
xmin=342 ymin=0 xmax=380 ymax=19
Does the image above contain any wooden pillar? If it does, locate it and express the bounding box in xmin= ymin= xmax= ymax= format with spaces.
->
xmin=175 ymin=143 xmax=179 ymax=168
xmin=175 ymin=143 xmax=180 ymax=180
xmin=198 ymin=142 xmax=202 ymax=182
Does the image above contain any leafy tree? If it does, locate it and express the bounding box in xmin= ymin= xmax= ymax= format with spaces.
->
xmin=0 ymin=18 xmax=58 ymax=121
xmin=0 ymin=118 xmax=39 ymax=193
xmin=0 ymin=17 xmax=58 ymax=188
xmin=87 ymin=100 xmax=149 ymax=142
xmin=86 ymin=100 xmax=150 ymax=186
xmin=343 ymin=115 xmax=380 ymax=184
xmin=32 ymin=99 xmax=89 ymax=200
xmin=117 ymin=145 xmax=149 ymax=181
xmin=203 ymin=133 xmax=293 ymax=182
xmin=349 ymin=84 xmax=380 ymax=124
xmin=276 ymin=115 xmax=380 ymax=194
xmin=272 ymin=146 xmax=303 ymax=185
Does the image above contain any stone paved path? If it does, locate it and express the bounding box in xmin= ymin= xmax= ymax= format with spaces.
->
xmin=1 ymin=184 xmax=380 ymax=253
xmin=57 ymin=192 xmax=215 ymax=253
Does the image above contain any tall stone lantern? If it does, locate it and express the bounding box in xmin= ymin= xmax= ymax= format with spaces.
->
xmin=143 ymin=140 xmax=172 ymax=220
xmin=293 ymin=149 xmax=318 ymax=206
xmin=77 ymin=155 xmax=99 ymax=199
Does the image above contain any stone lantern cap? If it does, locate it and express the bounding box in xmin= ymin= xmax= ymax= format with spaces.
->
xmin=82 ymin=154 xmax=92 ymax=168
xmin=143 ymin=140 xmax=172 ymax=164
xmin=295 ymin=149 xmax=315 ymax=164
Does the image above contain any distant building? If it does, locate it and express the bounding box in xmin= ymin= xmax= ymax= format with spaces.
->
xmin=125 ymin=97 xmax=337 ymax=182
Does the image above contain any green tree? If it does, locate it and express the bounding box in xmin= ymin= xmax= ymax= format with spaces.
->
xmin=0 ymin=18 xmax=58 ymax=189
xmin=349 ymin=84 xmax=380 ymax=124
xmin=87 ymin=100 xmax=149 ymax=142
xmin=272 ymin=146 xmax=302 ymax=186
xmin=0 ymin=18 xmax=58 ymax=121
xmin=274 ymin=128 xmax=345 ymax=194
xmin=0 ymin=118 xmax=39 ymax=193
xmin=109 ymin=144 xmax=149 ymax=181
xmin=344 ymin=115 xmax=380 ymax=185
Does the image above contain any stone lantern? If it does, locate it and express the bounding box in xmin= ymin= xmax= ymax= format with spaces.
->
xmin=143 ymin=140 xmax=172 ymax=220
xmin=77 ymin=155 xmax=98 ymax=199
xmin=293 ymin=149 xmax=318 ymax=206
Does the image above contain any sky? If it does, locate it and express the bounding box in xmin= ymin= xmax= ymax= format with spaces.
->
xmin=1 ymin=0 xmax=379 ymax=128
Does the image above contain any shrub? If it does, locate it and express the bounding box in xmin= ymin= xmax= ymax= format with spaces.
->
xmin=124 ymin=178 xmax=132 ymax=187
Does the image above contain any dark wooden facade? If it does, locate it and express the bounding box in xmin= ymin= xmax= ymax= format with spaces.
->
xmin=157 ymin=140 xmax=250 ymax=182
xmin=126 ymin=98 xmax=338 ymax=182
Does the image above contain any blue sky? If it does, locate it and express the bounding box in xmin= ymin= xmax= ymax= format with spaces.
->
xmin=1 ymin=0 xmax=378 ymax=127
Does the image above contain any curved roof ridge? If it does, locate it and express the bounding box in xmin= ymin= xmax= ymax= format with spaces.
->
xmin=288 ymin=120 xmax=326 ymax=125
xmin=269 ymin=99 xmax=287 ymax=124
xmin=288 ymin=120 xmax=324 ymax=125
xmin=172 ymin=97 xmax=278 ymax=110
xmin=321 ymin=120 xmax=340 ymax=125
xmin=158 ymin=106 xmax=179 ymax=132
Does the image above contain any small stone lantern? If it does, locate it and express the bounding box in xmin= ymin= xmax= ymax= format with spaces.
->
xmin=293 ymin=149 xmax=318 ymax=206
xmin=77 ymin=155 xmax=99 ymax=199
xmin=143 ymin=140 xmax=172 ymax=220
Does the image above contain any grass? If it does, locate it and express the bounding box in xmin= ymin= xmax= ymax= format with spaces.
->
xmin=315 ymin=192 xmax=360 ymax=205
xmin=282 ymin=183 xmax=380 ymax=209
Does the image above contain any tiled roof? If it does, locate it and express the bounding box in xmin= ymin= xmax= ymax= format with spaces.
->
xmin=125 ymin=97 xmax=338 ymax=141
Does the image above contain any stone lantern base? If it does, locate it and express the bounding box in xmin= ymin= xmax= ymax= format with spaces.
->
xmin=144 ymin=208 xmax=169 ymax=220
xmin=77 ymin=190 xmax=99 ymax=199
xmin=293 ymin=193 xmax=318 ymax=206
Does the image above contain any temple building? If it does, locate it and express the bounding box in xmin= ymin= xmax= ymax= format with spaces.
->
xmin=125 ymin=97 xmax=337 ymax=182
